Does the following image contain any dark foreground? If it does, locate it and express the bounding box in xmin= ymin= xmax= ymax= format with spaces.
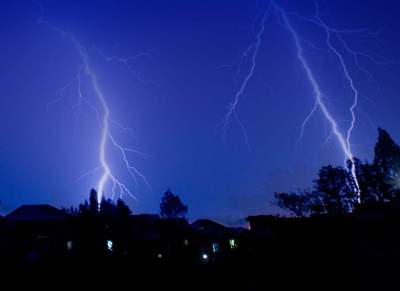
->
xmin=3 ymin=241 xmax=396 ymax=290
xmin=1 ymin=205 xmax=399 ymax=290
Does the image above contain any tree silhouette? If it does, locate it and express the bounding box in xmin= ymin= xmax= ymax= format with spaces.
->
xmin=353 ymin=158 xmax=383 ymax=203
xmin=76 ymin=189 xmax=133 ymax=221
xmin=374 ymin=128 xmax=400 ymax=174
xmin=352 ymin=128 xmax=400 ymax=203
xmin=160 ymin=189 xmax=188 ymax=219
xmin=100 ymin=197 xmax=116 ymax=220
xmin=275 ymin=128 xmax=400 ymax=215
xmin=372 ymin=128 xmax=400 ymax=201
xmin=314 ymin=165 xmax=357 ymax=214
xmin=89 ymin=189 xmax=99 ymax=214
xmin=275 ymin=166 xmax=356 ymax=216
xmin=116 ymin=199 xmax=132 ymax=219
xmin=274 ymin=191 xmax=311 ymax=217
xmin=61 ymin=206 xmax=79 ymax=216
xmin=78 ymin=200 xmax=90 ymax=215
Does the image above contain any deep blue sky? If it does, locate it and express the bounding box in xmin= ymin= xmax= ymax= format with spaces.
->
xmin=1 ymin=0 xmax=400 ymax=223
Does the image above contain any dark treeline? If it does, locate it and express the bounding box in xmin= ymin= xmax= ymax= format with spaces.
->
xmin=62 ymin=188 xmax=188 ymax=219
xmin=275 ymin=127 xmax=400 ymax=216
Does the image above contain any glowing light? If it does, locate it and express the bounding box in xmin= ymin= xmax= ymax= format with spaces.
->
xmin=212 ymin=242 xmax=219 ymax=253
xmin=229 ymin=239 xmax=237 ymax=249
xmin=107 ymin=240 xmax=113 ymax=251
xmin=201 ymin=253 xmax=209 ymax=261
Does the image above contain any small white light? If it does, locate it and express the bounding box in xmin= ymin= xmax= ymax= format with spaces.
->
xmin=107 ymin=240 xmax=113 ymax=251
xmin=202 ymin=253 xmax=208 ymax=260
xmin=157 ymin=253 xmax=163 ymax=259
xmin=66 ymin=240 xmax=73 ymax=251
xmin=229 ymin=239 xmax=237 ymax=249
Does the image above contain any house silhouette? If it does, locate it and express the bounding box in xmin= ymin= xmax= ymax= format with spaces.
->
xmin=5 ymin=204 xmax=69 ymax=222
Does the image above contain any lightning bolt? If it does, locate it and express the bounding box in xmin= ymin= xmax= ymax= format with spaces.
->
xmin=290 ymin=2 xmax=361 ymax=159
xmin=37 ymin=12 xmax=148 ymax=203
xmin=220 ymin=4 xmax=272 ymax=150
xmin=281 ymin=0 xmax=399 ymax=201
xmin=273 ymin=1 xmax=361 ymax=201
xmin=219 ymin=0 xmax=399 ymax=203
xmin=314 ymin=2 xmax=361 ymax=200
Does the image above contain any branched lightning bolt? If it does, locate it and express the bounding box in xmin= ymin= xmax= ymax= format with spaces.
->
xmin=297 ymin=99 xmax=318 ymax=144
xmin=94 ymin=48 xmax=158 ymax=86
xmin=313 ymin=3 xmax=362 ymax=199
xmin=220 ymin=4 xmax=271 ymax=150
xmin=281 ymin=1 xmax=400 ymax=201
xmin=38 ymin=16 xmax=149 ymax=203
xmin=313 ymin=8 xmax=359 ymax=157
xmin=219 ymin=0 xmax=399 ymax=203
xmin=272 ymin=2 xmax=362 ymax=201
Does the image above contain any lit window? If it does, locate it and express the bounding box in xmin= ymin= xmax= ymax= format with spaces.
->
xmin=66 ymin=240 xmax=73 ymax=251
xmin=212 ymin=242 xmax=219 ymax=253
xmin=107 ymin=240 xmax=113 ymax=251
xmin=229 ymin=239 xmax=237 ymax=249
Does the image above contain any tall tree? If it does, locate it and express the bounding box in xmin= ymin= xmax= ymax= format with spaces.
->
xmin=314 ymin=165 xmax=356 ymax=214
xmin=116 ymin=199 xmax=132 ymax=219
xmin=100 ymin=197 xmax=116 ymax=220
xmin=372 ymin=128 xmax=400 ymax=201
xmin=160 ymin=189 xmax=188 ymax=219
xmin=78 ymin=200 xmax=90 ymax=215
xmin=89 ymin=189 xmax=99 ymax=214
xmin=353 ymin=158 xmax=383 ymax=203
xmin=374 ymin=128 xmax=400 ymax=174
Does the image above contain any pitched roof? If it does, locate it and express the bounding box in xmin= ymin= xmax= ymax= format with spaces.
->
xmin=192 ymin=219 xmax=227 ymax=230
xmin=191 ymin=219 xmax=232 ymax=237
xmin=5 ymin=204 xmax=68 ymax=222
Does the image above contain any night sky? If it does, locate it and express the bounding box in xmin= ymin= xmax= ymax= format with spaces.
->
xmin=1 ymin=0 xmax=400 ymax=224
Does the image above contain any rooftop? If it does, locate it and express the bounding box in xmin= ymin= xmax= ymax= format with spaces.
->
xmin=5 ymin=204 xmax=69 ymax=222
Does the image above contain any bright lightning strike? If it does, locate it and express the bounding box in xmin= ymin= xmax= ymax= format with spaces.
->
xmin=273 ymin=1 xmax=361 ymax=201
xmin=281 ymin=0 xmax=400 ymax=201
xmin=293 ymin=2 xmax=362 ymax=156
xmin=314 ymin=2 xmax=361 ymax=200
xmin=220 ymin=0 xmax=399 ymax=203
xmin=37 ymin=13 xmax=148 ymax=203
